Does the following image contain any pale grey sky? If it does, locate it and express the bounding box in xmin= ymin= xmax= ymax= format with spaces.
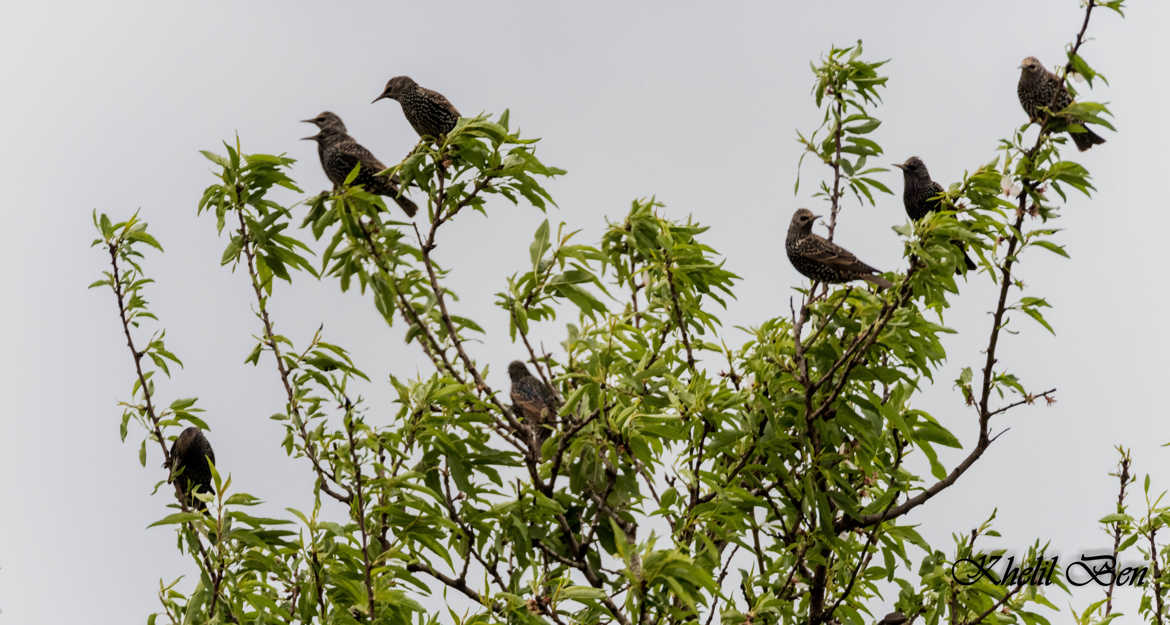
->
xmin=2 ymin=1 xmax=1167 ymax=622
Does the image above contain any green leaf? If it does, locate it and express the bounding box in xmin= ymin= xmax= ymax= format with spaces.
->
xmin=1031 ymin=240 xmax=1069 ymax=258
xmin=221 ymin=236 xmax=243 ymax=265
xmin=529 ymin=219 xmax=551 ymax=268
xmin=845 ymin=119 xmax=881 ymax=134
xmin=560 ymin=586 xmax=605 ymax=601
xmin=200 ymin=150 xmax=229 ymax=168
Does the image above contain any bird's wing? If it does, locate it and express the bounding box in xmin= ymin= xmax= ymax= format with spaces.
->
xmin=423 ymin=87 xmax=461 ymax=118
xmin=927 ymin=181 xmax=947 ymax=211
xmin=165 ymin=439 xmax=177 ymax=475
xmin=335 ymin=140 xmax=387 ymax=177
xmin=324 ymin=147 xmax=359 ymax=185
xmin=512 ymin=378 xmax=550 ymax=421
xmin=1046 ymin=69 xmax=1075 ymax=109
xmin=800 ymin=236 xmax=880 ymax=274
xmin=539 ymin=380 xmax=561 ymax=412
xmin=201 ymin=437 xmax=215 ymax=466
xmin=798 ymin=235 xmax=860 ymax=266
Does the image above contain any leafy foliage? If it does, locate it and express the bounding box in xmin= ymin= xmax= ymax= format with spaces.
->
xmin=91 ymin=2 xmax=1143 ymax=624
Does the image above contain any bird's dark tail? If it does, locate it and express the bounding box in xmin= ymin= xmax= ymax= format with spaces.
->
xmin=374 ymin=180 xmax=421 ymax=218
xmin=954 ymin=241 xmax=977 ymax=273
xmin=1071 ymin=126 xmax=1105 ymax=151
xmin=390 ymin=192 xmax=418 ymax=217
xmin=369 ymin=172 xmax=419 ymax=217
xmin=863 ymin=274 xmax=894 ymax=289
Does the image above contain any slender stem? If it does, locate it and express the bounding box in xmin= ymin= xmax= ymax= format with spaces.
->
xmin=1148 ymin=522 xmax=1165 ymax=625
xmin=1103 ymin=452 xmax=1131 ymax=617
xmin=826 ymin=95 xmax=845 ymax=241
xmin=406 ymin=561 xmax=487 ymax=606
xmin=987 ymin=389 xmax=1057 ymax=417
xmin=663 ymin=253 xmax=696 ymax=372
xmin=107 ymin=243 xmax=170 ymax=464
xmin=344 ymin=414 xmax=376 ymax=620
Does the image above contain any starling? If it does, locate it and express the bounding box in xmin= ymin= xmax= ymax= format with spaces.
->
xmin=372 ymin=76 xmax=461 ymax=140
xmin=785 ymin=208 xmax=893 ymax=289
xmin=508 ymin=360 xmax=560 ymax=449
xmin=877 ymin=611 xmax=908 ymax=625
xmin=301 ymin=111 xmax=418 ymax=217
xmin=1017 ymin=56 xmax=1105 ymax=151
xmin=166 ymin=426 xmax=215 ymax=511
xmin=893 ymin=156 xmax=977 ymax=272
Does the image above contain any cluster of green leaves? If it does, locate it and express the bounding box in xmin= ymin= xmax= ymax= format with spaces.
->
xmin=198 ymin=140 xmax=316 ymax=289
xmin=796 ymin=40 xmax=892 ymax=210
xmin=1075 ymin=448 xmax=1170 ymax=625
xmin=89 ymin=212 xmax=204 ymax=467
xmin=92 ymin=212 xmax=316 ymax=624
xmin=913 ymin=514 xmax=1066 ymax=625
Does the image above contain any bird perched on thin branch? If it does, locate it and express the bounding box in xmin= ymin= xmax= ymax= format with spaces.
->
xmin=166 ymin=427 xmax=215 ymax=511
xmin=301 ymin=111 xmax=418 ymax=217
xmin=1017 ymin=56 xmax=1105 ymax=151
xmin=786 ymin=208 xmax=892 ymax=289
xmin=893 ymin=156 xmax=977 ymax=272
xmin=508 ymin=360 xmax=560 ymax=450
xmin=372 ymin=76 xmax=461 ymax=141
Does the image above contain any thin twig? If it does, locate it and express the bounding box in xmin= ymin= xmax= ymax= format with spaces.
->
xmin=1103 ymin=450 xmax=1132 ymax=618
xmin=107 ymin=243 xmax=170 ymax=464
xmin=826 ymin=95 xmax=845 ymax=241
xmin=987 ymin=389 xmax=1057 ymax=417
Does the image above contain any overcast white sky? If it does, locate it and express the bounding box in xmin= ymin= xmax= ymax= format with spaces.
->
xmin=2 ymin=1 xmax=1168 ymax=622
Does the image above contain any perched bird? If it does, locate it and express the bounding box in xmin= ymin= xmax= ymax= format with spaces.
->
xmin=893 ymin=156 xmax=977 ymax=272
xmin=1017 ymin=56 xmax=1105 ymax=151
xmin=877 ymin=611 xmax=909 ymax=625
xmin=301 ymin=112 xmax=418 ymax=217
xmin=785 ymin=208 xmax=893 ymax=289
xmin=372 ymin=76 xmax=461 ymax=140
xmin=166 ymin=427 xmax=215 ymax=511
xmin=508 ymin=360 xmax=560 ymax=449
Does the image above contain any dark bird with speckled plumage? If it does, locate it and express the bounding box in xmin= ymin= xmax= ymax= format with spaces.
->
xmin=166 ymin=426 xmax=215 ymax=511
xmin=1018 ymin=56 xmax=1105 ymax=151
xmin=301 ymin=111 xmax=418 ymax=217
xmin=508 ymin=360 xmax=560 ymax=449
xmin=372 ymin=76 xmax=462 ymax=140
xmin=786 ymin=208 xmax=892 ymax=289
xmin=893 ymin=156 xmax=977 ymax=272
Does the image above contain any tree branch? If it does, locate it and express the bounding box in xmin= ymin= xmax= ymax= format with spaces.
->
xmin=107 ymin=243 xmax=170 ymax=464
xmin=235 ymin=208 xmax=353 ymax=504
xmin=343 ymin=411 xmax=376 ymax=620
xmin=835 ymin=0 xmax=1105 ymax=535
